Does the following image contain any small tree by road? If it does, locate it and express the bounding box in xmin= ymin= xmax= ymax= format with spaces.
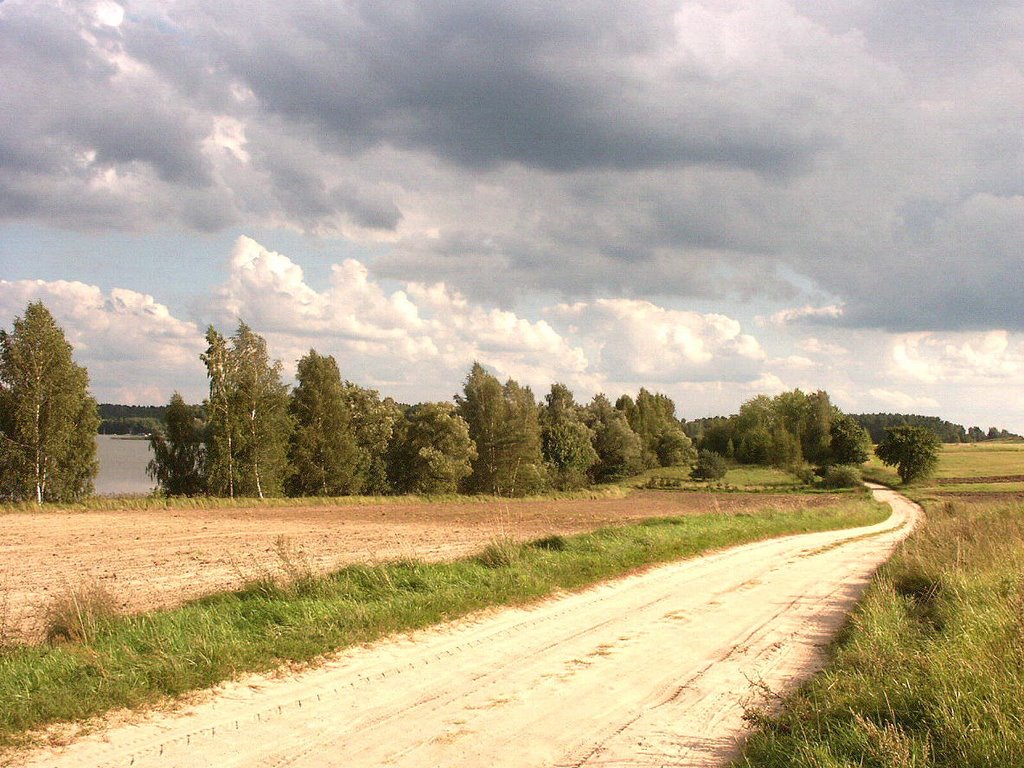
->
xmin=875 ymin=425 xmax=941 ymax=484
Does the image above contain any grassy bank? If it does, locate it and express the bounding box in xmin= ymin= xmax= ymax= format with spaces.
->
xmin=0 ymin=497 xmax=886 ymax=749
xmin=737 ymin=495 xmax=1024 ymax=767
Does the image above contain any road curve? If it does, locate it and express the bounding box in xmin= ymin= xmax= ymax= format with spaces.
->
xmin=21 ymin=485 xmax=920 ymax=768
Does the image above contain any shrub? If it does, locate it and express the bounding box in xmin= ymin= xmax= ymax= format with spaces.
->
xmin=822 ymin=464 xmax=863 ymax=489
xmin=691 ymin=450 xmax=728 ymax=481
xmin=793 ymin=465 xmax=818 ymax=485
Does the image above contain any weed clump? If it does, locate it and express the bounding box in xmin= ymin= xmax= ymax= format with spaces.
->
xmin=43 ymin=582 xmax=121 ymax=645
xmin=477 ymin=537 xmax=523 ymax=568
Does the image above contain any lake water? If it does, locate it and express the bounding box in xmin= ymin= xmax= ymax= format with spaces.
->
xmin=94 ymin=434 xmax=155 ymax=496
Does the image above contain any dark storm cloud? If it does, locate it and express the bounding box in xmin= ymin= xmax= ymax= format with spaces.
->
xmin=188 ymin=0 xmax=825 ymax=175
xmin=2 ymin=0 xmax=1023 ymax=333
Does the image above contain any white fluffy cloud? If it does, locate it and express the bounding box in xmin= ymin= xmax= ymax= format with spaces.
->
xmin=0 ymin=278 xmax=205 ymax=403
xmin=0 ymin=238 xmax=777 ymax=408
xmin=867 ymin=388 xmax=941 ymax=412
xmin=890 ymin=330 xmax=1024 ymax=384
xmin=5 ymin=236 xmax=1024 ymax=434
xmin=552 ymin=299 xmax=765 ymax=385
xmin=760 ymin=304 xmax=845 ymax=327
xmin=206 ymin=238 xmax=776 ymax=401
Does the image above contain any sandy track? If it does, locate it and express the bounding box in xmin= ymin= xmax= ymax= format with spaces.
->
xmin=20 ymin=486 xmax=918 ymax=768
xmin=0 ymin=491 xmax=840 ymax=642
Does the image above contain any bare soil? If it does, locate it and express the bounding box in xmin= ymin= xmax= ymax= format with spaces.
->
xmin=0 ymin=491 xmax=840 ymax=643
xmin=15 ymin=487 xmax=918 ymax=768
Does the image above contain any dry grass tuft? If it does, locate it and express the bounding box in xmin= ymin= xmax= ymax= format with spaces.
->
xmin=43 ymin=581 xmax=121 ymax=645
xmin=477 ymin=537 xmax=523 ymax=568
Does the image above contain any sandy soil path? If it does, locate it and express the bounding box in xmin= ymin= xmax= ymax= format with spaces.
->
xmin=19 ymin=486 xmax=919 ymax=768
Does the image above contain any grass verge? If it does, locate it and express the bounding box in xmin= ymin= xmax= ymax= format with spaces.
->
xmin=736 ymin=496 xmax=1024 ymax=768
xmin=0 ymin=498 xmax=887 ymax=750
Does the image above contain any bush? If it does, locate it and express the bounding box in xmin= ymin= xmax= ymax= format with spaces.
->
xmin=822 ymin=464 xmax=863 ymax=489
xmin=792 ymin=465 xmax=818 ymax=485
xmin=691 ymin=450 xmax=728 ymax=481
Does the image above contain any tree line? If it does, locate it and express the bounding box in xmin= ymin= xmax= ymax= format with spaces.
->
xmin=685 ymin=390 xmax=873 ymax=475
xmin=97 ymin=403 xmax=165 ymax=435
xmin=850 ymin=413 xmax=1021 ymax=444
xmin=0 ymin=302 xmax=957 ymax=502
xmin=147 ymin=322 xmax=700 ymax=498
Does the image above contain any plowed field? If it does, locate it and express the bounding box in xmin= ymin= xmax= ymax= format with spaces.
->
xmin=0 ymin=491 xmax=841 ymax=643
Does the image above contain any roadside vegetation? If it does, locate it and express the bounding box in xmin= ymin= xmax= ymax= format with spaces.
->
xmin=0 ymin=497 xmax=887 ymax=749
xmin=737 ymin=446 xmax=1024 ymax=768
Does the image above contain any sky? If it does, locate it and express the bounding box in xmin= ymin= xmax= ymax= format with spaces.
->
xmin=1 ymin=0 xmax=1023 ymax=432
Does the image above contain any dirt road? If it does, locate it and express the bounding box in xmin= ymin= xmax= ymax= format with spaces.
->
xmin=19 ymin=486 xmax=918 ymax=768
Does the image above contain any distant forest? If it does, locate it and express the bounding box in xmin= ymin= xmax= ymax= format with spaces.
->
xmin=97 ymin=404 xmax=168 ymax=435
xmin=848 ymin=413 xmax=1021 ymax=444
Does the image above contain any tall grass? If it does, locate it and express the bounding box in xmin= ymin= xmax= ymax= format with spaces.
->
xmin=737 ymin=497 xmax=1024 ymax=767
xmin=0 ymin=499 xmax=886 ymax=749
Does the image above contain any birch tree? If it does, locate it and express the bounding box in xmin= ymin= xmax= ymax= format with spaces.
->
xmin=0 ymin=302 xmax=99 ymax=502
xmin=202 ymin=323 xmax=290 ymax=498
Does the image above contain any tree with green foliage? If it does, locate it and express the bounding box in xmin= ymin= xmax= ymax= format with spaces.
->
xmin=875 ymin=425 xmax=941 ymax=483
xmin=287 ymin=351 xmax=361 ymax=496
xmin=456 ymin=363 xmax=506 ymax=494
xmin=201 ymin=327 xmax=237 ymax=497
xmin=540 ymin=383 xmax=598 ymax=490
xmin=230 ymin=323 xmax=291 ymax=498
xmin=583 ymin=394 xmax=644 ymax=483
xmin=147 ymin=393 xmax=206 ymax=496
xmin=456 ymin=363 xmax=546 ymax=496
xmin=691 ymin=449 xmax=728 ymax=481
xmin=617 ymin=389 xmax=695 ymax=468
xmin=698 ymin=418 xmax=736 ymax=458
xmin=202 ymin=323 xmax=291 ymax=498
xmin=0 ymin=302 xmax=99 ymax=503
xmin=501 ymin=378 xmax=547 ymax=494
xmin=828 ymin=412 xmax=872 ymax=466
xmin=388 ymin=402 xmax=477 ymax=494
xmin=340 ymin=381 xmax=400 ymax=495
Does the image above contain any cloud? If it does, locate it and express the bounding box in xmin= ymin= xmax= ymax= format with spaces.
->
xmin=760 ymin=304 xmax=845 ymax=326
xmin=3 ymin=0 xmax=1024 ymax=343
xmin=205 ymin=238 xmax=779 ymax=402
xmin=0 ymin=278 xmax=206 ymax=403
xmin=890 ymin=330 xmax=1024 ymax=384
xmin=207 ymin=236 xmax=590 ymax=396
xmin=867 ymin=388 xmax=941 ymax=412
xmin=799 ymin=337 xmax=848 ymax=356
xmin=551 ymin=298 xmax=765 ymax=384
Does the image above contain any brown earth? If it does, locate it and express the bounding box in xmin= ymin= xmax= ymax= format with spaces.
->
xmin=0 ymin=491 xmax=842 ymax=643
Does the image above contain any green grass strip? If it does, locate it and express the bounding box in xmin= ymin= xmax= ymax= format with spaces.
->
xmin=737 ymin=497 xmax=1024 ymax=768
xmin=0 ymin=498 xmax=887 ymax=748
